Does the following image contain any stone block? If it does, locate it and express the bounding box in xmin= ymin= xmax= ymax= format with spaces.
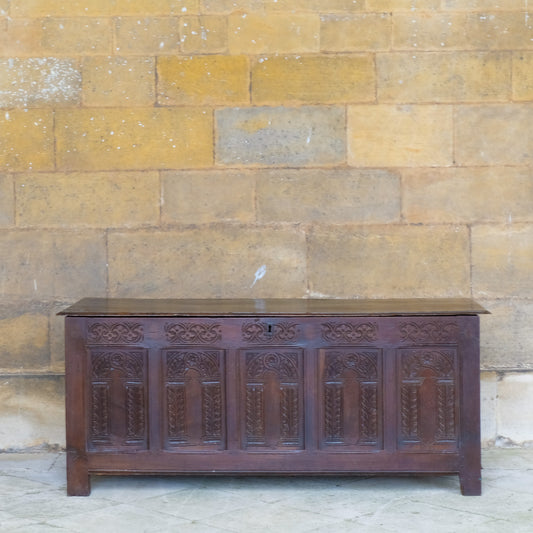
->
xmin=108 ymin=227 xmax=307 ymax=298
xmin=56 ymin=108 xmax=213 ymax=171
xmin=480 ymin=372 xmax=498 ymax=447
xmin=377 ymin=52 xmax=511 ymax=103
xmin=252 ymin=54 xmax=375 ymax=104
xmin=16 ymin=172 xmax=160 ymax=228
xmin=472 ymin=225 xmax=533 ymax=298
xmin=308 ymin=225 xmax=470 ymax=298
xmin=455 ymin=105 xmax=533 ymax=166
xmin=82 ymin=56 xmax=155 ymax=107
xmin=392 ymin=12 xmax=470 ymax=51
xmin=41 ymin=18 xmax=113 ymax=55
xmin=513 ymin=52 xmax=533 ymax=101
xmin=157 ymin=55 xmax=249 ymax=106
xmin=0 ymin=230 xmax=107 ymax=299
xmin=347 ymin=105 xmax=453 ymax=167
xmin=0 ymin=174 xmax=14 ymax=226
xmin=200 ymin=0 xmax=264 ymax=13
xmin=111 ymin=0 xmax=199 ymax=16
xmin=320 ymin=14 xmax=391 ymax=52
xmin=10 ymin=0 xmax=111 ymax=16
xmin=0 ymin=19 xmax=42 ymax=57
xmin=0 ymin=109 xmax=54 ymax=172
xmin=256 ymin=168 xmax=401 ymax=224
xmin=480 ymin=299 xmax=533 ymax=370
xmin=402 ymin=167 xmax=533 ymax=224
xmin=464 ymin=12 xmax=533 ymax=50
xmin=228 ymin=13 xmax=320 ymax=54
xmin=216 ymin=106 xmax=345 ymax=166
xmin=367 ymin=0 xmax=440 ymax=9
xmin=180 ymin=15 xmax=228 ymax=53
xmin=442 ymin=0 xmax=522 ymax=9
xmin=267 ymin=0 xmax=365 ymax=10
xmin=0 ymin=375 xmax=65 ymax=451
xmin=114 ymin=17 xmax=181 ymax=55
xmin=0 ymin=303 xmax=49 ymax=370
xmin=497 ymin=373 xmax=533 ymax=445
xmin=0 ymin=58 xmax=81 ymax=108
xmin=161 ymin=170 xmax=255 ymax=224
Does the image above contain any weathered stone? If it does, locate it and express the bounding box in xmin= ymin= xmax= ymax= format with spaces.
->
xmin=308 ymin=225 xmax=470 ymax=298
xmin=108 ymin=227 xmax=307 ymax=298
xmin=158 ymin=55 xmax=249 ymax=106
xmin=56 ymin=108 xmax=213 ymax=171
xmin=0 ymin=230 xmax=107 ymax=299
xmin=0 ymin=110 xmax=54 ymax=172
xmin=16 ymin=172 xmax=160 ymax=228
xmin=368 ymin=0 xmax=439 ymax=9
xmin=480 ymin=372 xmax=498 ymax=447
xmin=455 ymin=105 xmax=533 ymax=166
xmin=0 ymin=304 xmax=49 ymax=370
xmin=392 ymin=12 xmax=533 ymax=51
xmin=114 ymin=17 xmax=181 ymax=55
xmin=442 ymin=0 xmax=524 ymax=9
xmin=256 ymin=168 xmax=401 ymax=224
xmin=252 ymin=54 xmax=375 ymax=104
xmin=0 ymin=174 xmax=13 ymax=226
xmin=497 ymin=373 xmax=533 ymax=445
xmin=0 ymin=58 xmax=81 ymax=108
xmin=10 ymin=0 xmax=111 ymax=16
xmin=216 ymin=106 xmax=345 ymax=166
xmin=0 ymin=376 xmax=65 ymax=451
xmin=82 ymin=56 xmax=155 ymax=107
xmin=228 ymin=13 xmax=320 ymax=54
xmin=347 ymin=105 xmax=453 ymax=167
xmin=377 ymin=52 xmax=511 ymax=103
xmin=161 ymin=170 xmax=255 ymax=224
xmin=513 ymin=52 xmax=533 ymax=101
xmin=480 ymin=299 xmax=533 ymax=370
xmin=111 ymin=0 xmax=199 ymax=16
xmin=402 ymin=167 xmax=533 ymax=224
xmin=472 ymin=224 xmax=533 ymax=298
xmin=41 ymin=18 xmax=113 ymax=54
xmin=320 ymin=13 xmax=391 ymax=52
xmin=180 ymin=15 xmax=228 ymax=53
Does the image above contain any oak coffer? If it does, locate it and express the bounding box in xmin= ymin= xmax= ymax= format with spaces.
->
xmin=59 ymin=298 xmax=488 ymax=496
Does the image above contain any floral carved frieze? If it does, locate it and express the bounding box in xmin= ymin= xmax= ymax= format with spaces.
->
xmin=165 ymin=322 xmax=222 ymax=344
xmin=321 ymin=322 xmax=378 ymax=344
xmin=399 ymin=321 xmax=459 ymax=344
xmin=88 ymin=322 xmax=144 ymax=344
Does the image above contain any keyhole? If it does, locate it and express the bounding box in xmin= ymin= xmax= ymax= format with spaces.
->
xmin=268 ymin=324 xmax=272 ymax=333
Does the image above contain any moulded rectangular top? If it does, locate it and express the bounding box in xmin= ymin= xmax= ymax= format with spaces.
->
xmin=58 ymin=298 xmax=489 ymax=317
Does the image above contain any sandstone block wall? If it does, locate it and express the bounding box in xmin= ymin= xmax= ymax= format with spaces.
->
xmin=0 ymin=0 xmax=532 ymax=449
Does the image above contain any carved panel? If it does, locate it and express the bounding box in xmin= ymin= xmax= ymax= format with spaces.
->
xmin=163 ymin=349 xmax=225 ymax=448
xmin=165 ymin=322 xmax=222 ymax=344
xmin=399 ymin=321 xmax=458 ymax=344
xmin=88 ymin=322 xmax=144 ymax=344
xmin=321 ymin=322 xmax=378 ymax=344
xmin=398 ymin=348 xmax=458 ymax=449
xmin=88 ymin=348 xmax=148 ymax=450
xmin=242 ymin=321 xmax=299 ymax=344
xmin=321 ymin=349 xmax=381 ymax=448
xmin=242 ymin=349 xmax=304 ymax=449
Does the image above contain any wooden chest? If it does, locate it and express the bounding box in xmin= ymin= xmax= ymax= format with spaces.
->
xmin=60 ymin=298 xmax=487 ymax=496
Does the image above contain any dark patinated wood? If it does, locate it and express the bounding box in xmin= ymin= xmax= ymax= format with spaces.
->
xmin=61 ymin=298 xmax=486 ymax=496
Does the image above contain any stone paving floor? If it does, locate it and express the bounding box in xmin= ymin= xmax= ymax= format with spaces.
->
xmin=0 ymin=450 xmax=532 ymax=532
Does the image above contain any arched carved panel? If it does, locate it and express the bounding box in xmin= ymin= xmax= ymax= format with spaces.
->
xmin=163 ymin=349 xmax=225 ymax=449
xmin=320 ymin=348 xmax=382 ymax=449
xmin=241 ymin=349 xmax=304 ymax=449
xmin=88 ymin=348 xmax=148 ymax=450
xmin=398 ymin=348 xmax=458 ymax=450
